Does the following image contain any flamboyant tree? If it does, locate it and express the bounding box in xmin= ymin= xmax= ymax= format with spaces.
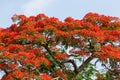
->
xmin=0 ymin=12 xmax=120 ymax=80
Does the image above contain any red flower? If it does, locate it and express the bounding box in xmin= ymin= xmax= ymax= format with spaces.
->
xmin=8 ymin=64 xmax=18 ymax=70
xmin=70 ymin=49 xmax=89 ymax=56
xmin=40 ymin=73 xmax=52 ymax=80
xmin=0 ymin=63 xmax=5 ymax=69
xmin=54 ymin=53 xmax=68 ymax=60
xmin=40 ymin=57 xmax=51 ymax=66
xmin=64 ymin=17 xmax=74 ymax=22
xmin=53 ymin=69 xmax=67 ymax=79
xmin=1 ymin=52 xmax=13 ymax=60
xmin=12 ymin=70 xmax=25 ymax=79
xmin=95 ymin=45 xmax=120 ymax=60
xmin=56 ymin=31 xmax=69 ymax=38
xmin=16 ymin=51 xmax=35 ymax=60
xmin=7 ymin=44 xmax=24 ymax=53
xmin=0 ymin=45 xmax=4 ymax=51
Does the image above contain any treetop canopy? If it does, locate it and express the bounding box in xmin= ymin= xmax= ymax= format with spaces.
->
xmin=0 ymin=12 xmax=120 ymax=80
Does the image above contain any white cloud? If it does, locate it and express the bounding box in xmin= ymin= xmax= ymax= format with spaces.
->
xmin=22 ymin=0 xmax=55 ymax=16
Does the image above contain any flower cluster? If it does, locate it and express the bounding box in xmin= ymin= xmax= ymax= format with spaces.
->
xmin=0 ymin=12 xmax=120 ymax=79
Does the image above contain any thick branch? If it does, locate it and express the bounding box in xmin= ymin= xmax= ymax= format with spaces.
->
xmin=42 ymin=44 xmax=61 ymax=68
xmin=42 ymin=44 xmax=53 ymax=56
xmin=62 ymin=59 xmax=78 ymax=74
xmin=2 ymin=68 xmax=9 ymax=74
xmin=78 ymin=54 xmax=94 ymax=73
xmin=43 ymin=43 xmax=94 ymax=74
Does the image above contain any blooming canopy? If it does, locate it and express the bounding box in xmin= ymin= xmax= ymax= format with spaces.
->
xmin=0 ymin=12 xmax=120 ymax=80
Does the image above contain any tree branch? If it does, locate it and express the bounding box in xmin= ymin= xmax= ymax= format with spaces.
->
xmin=2 ymin=68 xmax=9 ymax=74
xmin=77 ymin=54 xmax=94 ymax=73
xmin=62 ymin=59 xmax=78 ymax=74
xmin=42 ymin=44 xmax=53 ymax=56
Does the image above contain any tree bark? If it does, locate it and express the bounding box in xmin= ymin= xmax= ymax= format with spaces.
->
xmin=77 ymin=54 xmax=94 ymax=73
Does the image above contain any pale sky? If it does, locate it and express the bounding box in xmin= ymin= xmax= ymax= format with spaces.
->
xmin=0 ymin=0 xmax=120 ymax=28
xmin=0 ymin=0 xmax=120 ymax=78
